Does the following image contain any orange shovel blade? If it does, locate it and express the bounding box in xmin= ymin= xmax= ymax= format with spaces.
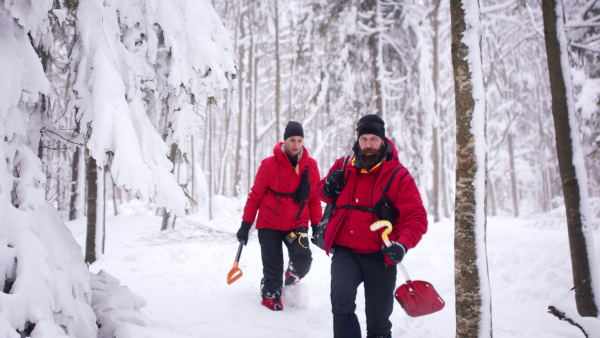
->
xmin=227 ymin=262 xmax=243 ymax=285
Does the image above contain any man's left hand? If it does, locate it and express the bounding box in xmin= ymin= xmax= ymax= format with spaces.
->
xmin=382 ymin=242 xmax=406 ymax=264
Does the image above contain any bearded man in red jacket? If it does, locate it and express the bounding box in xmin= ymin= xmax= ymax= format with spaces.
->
xmin=317 ymin=114 xmax=428 ymax=338
xmin=237 ymin=121 xmax=322 ymax=311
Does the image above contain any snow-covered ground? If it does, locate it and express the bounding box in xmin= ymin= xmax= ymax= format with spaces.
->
xmin=66 ymin=201 xmax=599 ymax=337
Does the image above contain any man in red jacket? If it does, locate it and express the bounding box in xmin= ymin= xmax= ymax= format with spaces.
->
xmin=237 ymin=121 xmax=322 ymax=311
xmin=318 ymin=114 xmax=428 ymax=338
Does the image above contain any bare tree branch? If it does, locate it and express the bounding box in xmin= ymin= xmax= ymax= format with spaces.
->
xmin=547 ymin=306 xmax=589 ymax=337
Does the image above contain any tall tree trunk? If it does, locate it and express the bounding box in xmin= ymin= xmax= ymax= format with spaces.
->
xmin=450 ymin=0 xmax=492 ymax=335
xmin=191 ymin=135 xmax=196 ymax=213
xmin=508 ymin=132 xmax=519 ymax=217
xmin=69 ymin=146 xmax=81 ymax=220
xmin=85 ymin=155 xmax=98 ymax=264
xmin=542 ymin=0 xmax=599 ymax=317
xmin=219 ymin=94 xmax=231 ymax=196
xmin=112 ymin=180 xmax=118 ymax=216
xmin=431 ymin=0 xmax=442 ymax=222
xmin=161 ymin=143 xmax=178 ymax=231
xmin=208 ymin=104 xmax=214 ymax=220
xmin=368 ymin=0 xmax=383 ymax=116
xmin=274 ymin=0 xmax=281 ymax=138
xmin=487 ymin=173 xmax=497 ymax=217
xmin=234 ymin=6 xmax=246 ymax=198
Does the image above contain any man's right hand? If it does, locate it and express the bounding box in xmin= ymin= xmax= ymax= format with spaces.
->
xmin=236 ymin=221 xmax=252 ymax=245
xmin=323 ymin=170 xmax=345 ymax=198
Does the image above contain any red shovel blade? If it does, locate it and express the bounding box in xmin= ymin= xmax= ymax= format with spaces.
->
xmin=394 ymin=280 xmax=445 ymax=317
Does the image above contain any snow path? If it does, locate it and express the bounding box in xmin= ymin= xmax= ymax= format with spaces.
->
xmin=67 ymin=212 xmax=589 ymax=337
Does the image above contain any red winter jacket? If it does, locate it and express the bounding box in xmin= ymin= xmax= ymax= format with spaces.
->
xmin=242 ymin=142 xmax=322 ymax=231
xmin=317 ymin=139 xmax=428 ymax=257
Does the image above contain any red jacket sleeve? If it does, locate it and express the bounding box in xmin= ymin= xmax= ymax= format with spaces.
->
xmin=241 ymin=159 xmax=270 ymax=224
xmin=307 ymin=158 xmax=322 ymax=226
xmin=388 ymin=171 xmax=428 ymax=249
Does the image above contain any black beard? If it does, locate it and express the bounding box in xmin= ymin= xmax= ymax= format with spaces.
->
xmin=357 ymin=145 xmax=384 ymax=169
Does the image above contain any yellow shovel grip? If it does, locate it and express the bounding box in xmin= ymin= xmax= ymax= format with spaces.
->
xmin=370 ymin=220 xmax=392 ymax=247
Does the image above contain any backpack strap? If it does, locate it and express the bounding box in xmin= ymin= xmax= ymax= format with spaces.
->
xmin=383 ymin=166 xmax=405 ymax=193
xmin=338 ymin=165 xmax=407 ymax=215
xmin=294 ymin=166 xmax=310 ymax=220
xmin=268 ymin=187 xmax=293 ymax=197
xmin=342 ymin=155 xmax=351 ymax=170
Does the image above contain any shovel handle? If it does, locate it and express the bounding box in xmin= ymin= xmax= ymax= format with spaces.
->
xmin=398 ymin=262 xmax=411 ymax=282
xmin=234 ymin=241 xmax=244 ymax=262
xmin=370 ymin=220 xmax=393 ymax=247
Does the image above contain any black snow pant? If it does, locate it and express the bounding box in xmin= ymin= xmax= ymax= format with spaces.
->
xmin=331 ymin=246 xmax=396 ymax=338
xmin=258 ymin=227 xmax=312 ymax=299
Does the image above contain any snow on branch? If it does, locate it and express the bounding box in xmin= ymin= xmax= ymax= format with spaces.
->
xmin=570 ymin=42 xmax=600 ymax=53
xmin=480 ymin=0 xmax=517 ymax=15
xmin=68 ymin=0 xmax=236 ymax=215
xmin=565 ymin=15 xmax=600 ymax=29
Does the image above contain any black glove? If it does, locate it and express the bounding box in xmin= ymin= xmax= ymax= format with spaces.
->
xmin=296 ymin=226 xmax=308 ymax=234
xmin=323 ymin=170 xmax=345 ymax=198
xmin=382 ymin=242 xmax=406 ymax=264
xmin=310 ymin=225 xmax=318 ymax=244
xmin=236 ymin=221 xmax=252 ymax=245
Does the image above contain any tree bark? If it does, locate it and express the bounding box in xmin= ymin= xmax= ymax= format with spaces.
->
xmin=69 ymin=146 xmax=81 ymax=220
xmin=542 ymin=0 xmax=599 ymax=317
xmin=508 ymin=133 xmax=519 ymax=217
xmin=85 ymin=155 xmax=98 ymax=264
xmin=161 ymin=143 xmax=178 ymax=230
xmin=367 ymin=0 xmax=383 ymax=116
xmin=234 ymin=5 xmax=246 ymax=198
xmin=450 ymin=0 xmax=492 ymax=335
xmin=431 ymin=0 xmax=442 ymax=222
xmin=274 ymin=0 xmax=281 ymax=138
xmin=208 ymin=104 xmax=214 ymax=220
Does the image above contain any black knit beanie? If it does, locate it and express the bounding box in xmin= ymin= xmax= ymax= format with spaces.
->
xmin=284 ymin=121 xmax=304 ymax=140
xmin=356 ymin=114 xmax=385 ymax=140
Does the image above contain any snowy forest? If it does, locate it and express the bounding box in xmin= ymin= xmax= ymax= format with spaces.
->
xmin=1 ymin=0 xmax=600 ymax=337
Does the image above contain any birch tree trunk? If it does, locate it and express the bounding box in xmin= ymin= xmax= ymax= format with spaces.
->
xmin=542 ymin=0 xmax=599 ymax=317
xmin=274 ymin=0 xmax=281 ymax=138
xmin=368 ymin=0 xmax=383 ymax=116
xmin=234 ymin=6 xmax=246 ymax=198
xmin=508 ymin=132 xmax=519 ymax=217
xmin=450 ymin=0 xmax=492 ymax=335
xmin=431 ymin=0 xmax=442 ymax=222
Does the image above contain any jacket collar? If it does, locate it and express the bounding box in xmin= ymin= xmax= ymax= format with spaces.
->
xmin=274 ymin=142 xmax=308 ymax=174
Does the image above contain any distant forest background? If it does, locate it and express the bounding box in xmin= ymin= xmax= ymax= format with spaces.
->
xmin=39 ymin=0 xmax=599 ymax=223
